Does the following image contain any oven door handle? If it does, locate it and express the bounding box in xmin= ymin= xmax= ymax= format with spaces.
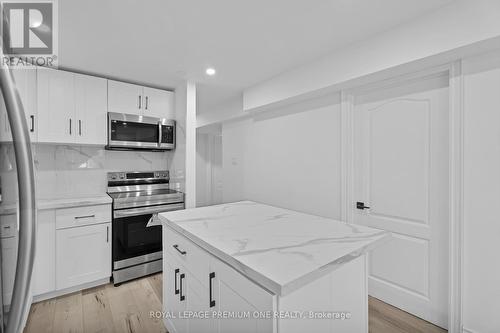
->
xmin=147 ymin=213 xmax=160 ymax=227
xmin=113 ymin=203 xmax=185 ymax=218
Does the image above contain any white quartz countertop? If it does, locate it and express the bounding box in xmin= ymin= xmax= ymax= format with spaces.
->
xmin=159 ymin=201 xmax=390 ymax=296
xmin=0 ymin=195 xmax=112 ymax=215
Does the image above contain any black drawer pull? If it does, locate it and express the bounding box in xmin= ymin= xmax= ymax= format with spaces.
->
xmin=173 ymin=244 xmax=187 ymax=255
xmin=74 ymin=214 xmax=95 ymax=220
xmin=174 ymin=268 xmax=179 ymax=295
xmin=180 ymin=273 xmax=185 ymax=301
xmin=209 ymin=272 xmax=215 ymax=308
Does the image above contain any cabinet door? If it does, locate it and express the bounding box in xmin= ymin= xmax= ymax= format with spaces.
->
xmin=143 ymin=87 xmax=174 ymax=118
xmin=0 ymin=236 xmax=17 ymax=306
xmin=75 ymin=74 xmax=107 ymax=145
xmin=187 ymin=273 xmax=217 ymax=333
xmin=14 ymin=68 xmax=37 ymax=141
xmin=0 ymin=213 xmax=18 ymax=306
xmin=212 ymin=260 xmax=275 ymax=333
xmin=32 ymin=209 xmax=56 ymax=296
xmin=37 ymin=68 xmax=75 ymax=143
xmin=0 ymin=89 xmax=12 ymax=141
xmin=107 ymin=80 xmax=143 ymax=115
xmin=163 ymin=260 xmax=188 ymax=333
xmin=0 ymin=68 xmax=37 ymax=142
xmin=56 ymin=223 xmax=111 ymax=290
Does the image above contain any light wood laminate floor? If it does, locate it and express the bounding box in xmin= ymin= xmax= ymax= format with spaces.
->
xmin=24 ymin=273 xmax=446 ymax=333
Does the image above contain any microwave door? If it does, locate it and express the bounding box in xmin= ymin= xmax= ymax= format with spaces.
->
xmin=108 ymin=113 xmax=160 ymax=149
xmin=159 ymin=119 xmax=175 ymax=149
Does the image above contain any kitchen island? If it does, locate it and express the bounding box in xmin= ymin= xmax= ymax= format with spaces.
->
xmin=159 ymin=201 xmax=390 ymax=333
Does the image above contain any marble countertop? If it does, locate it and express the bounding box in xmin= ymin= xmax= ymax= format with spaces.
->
xmin=159 ymin=200 xmax=390 ymax=296
xmin=0 ymin=195 xmax=112 ymax=215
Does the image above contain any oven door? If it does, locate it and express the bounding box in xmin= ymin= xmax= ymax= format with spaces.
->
xmin=159 ymin=119 xmax=176 ymax=149
xmin=112 ymin=203 xmax=184 ymax=269
xmin=108 ymin=112 xmax=160 ymax=149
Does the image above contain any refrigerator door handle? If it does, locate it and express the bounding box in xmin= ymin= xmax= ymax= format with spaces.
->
xmin=0 ymin=62 xmax=37 ymax=333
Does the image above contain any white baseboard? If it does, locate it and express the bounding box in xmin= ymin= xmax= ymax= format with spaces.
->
xmin=32 ymin=277 xmax=110 ymax=303
xmin=462 ymin=327 xmax=476 ymax=333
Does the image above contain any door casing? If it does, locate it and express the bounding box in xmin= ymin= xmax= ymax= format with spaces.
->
xmin=340 ymin=62 xmax=464 ymax=333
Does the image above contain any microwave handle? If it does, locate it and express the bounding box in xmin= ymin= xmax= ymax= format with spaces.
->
xmin=158 ymin=122 xmax=162 ymax=146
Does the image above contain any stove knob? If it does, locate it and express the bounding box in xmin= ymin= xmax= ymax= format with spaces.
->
xmin=111 ymin=175 xmax=117 ymax=180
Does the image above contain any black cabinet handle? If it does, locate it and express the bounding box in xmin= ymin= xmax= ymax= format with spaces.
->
xmin=69 ymin=118 xmax=72 ymax=135
xmin=180 ymin=273 xmax=185 ymax=301
xmin=138 ymin=95 xmax=142 ymax=109
xmin=29 ymin=115 xmax=34 ymax=132
xmin=79 ymin=120 xmax=82 ymax=136
xmin=174 ymin=268 xmax=179 ymax=295
xmin=145 ymin=96 xmax=148 ymax=110
xmin=74 ymin=214 xmax=95 ymax=220
xmin=173 ymin=244 xmax=187 ymax=255
xmin=209 ymin=272 xmax=215 ymax=308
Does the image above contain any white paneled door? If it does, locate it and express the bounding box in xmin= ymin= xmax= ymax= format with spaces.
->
xmin=352 ymin=75 xmax=449 ymax=328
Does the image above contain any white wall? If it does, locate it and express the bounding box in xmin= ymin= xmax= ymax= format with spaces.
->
xmin=168 ymin=83 xmax=187 ymax=193
xmin=222 ymin=120 xmax=249 ymax=203
xmin=244 ymin=0 xmax=500 ymax=112
xmin=462 ymin=51 xmax=500 ymax=333
xmin=196 ymin=128 xmax=223 ymax=207
xmin=222 ymin=94 xmax=342 ymax=219
xmin=220 ymin=49 xmax=500 ymax=332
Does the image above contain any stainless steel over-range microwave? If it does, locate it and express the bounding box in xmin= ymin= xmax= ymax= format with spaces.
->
xmin=107 ymin=112 xmax=175 ymax=150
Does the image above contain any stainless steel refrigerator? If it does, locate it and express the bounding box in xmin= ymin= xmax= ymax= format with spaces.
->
xmin=0 ymin=63 xmax=37 ymax=333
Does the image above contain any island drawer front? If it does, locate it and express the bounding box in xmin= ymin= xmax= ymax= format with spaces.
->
xmin=164 ymin=228 xmax=211 ymax=287
xmin=56 ymin=204 xmax=111 ymax=229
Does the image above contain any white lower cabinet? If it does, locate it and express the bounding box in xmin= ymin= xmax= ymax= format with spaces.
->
xmin=212 ymin=259 xmax=274 ymax=333
xmin=163 ymin=227 xmax=275 ymax=333
xmin=187 ymin=272 xmax=217 ymax=333
xmin=0 ymin=213 xmax=18 ymax=306
xmin=33 ymin=210 xmax=56 ymax=295
xmin=30 ymin=204 xmax=112 ymax=300
xmin=56 ymin=222 xmax=111 ymax=290
xmin=164 ymin=260 xmax=188 ymax=333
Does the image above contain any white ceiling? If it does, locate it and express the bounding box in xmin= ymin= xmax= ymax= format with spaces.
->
xmin=58 ymin=0 xmax=454 ymax=113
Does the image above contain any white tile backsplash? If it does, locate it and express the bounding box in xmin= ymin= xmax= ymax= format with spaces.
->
xmin=0 ymin=143 xmax=175 ymax=204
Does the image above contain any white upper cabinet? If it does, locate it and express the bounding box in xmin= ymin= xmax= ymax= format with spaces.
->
xmin=143 ymin=87 xmax=174 ymax=118
xmin=3 ymin=67 xmax=173 ymax=145
xmin=107 ymin=80 xmax=143 ymax=115
xmin=108 ymin=80 xmax=174 ymax=118
xmin=75 ymin=74 xmax=107 ymax=145
xmin=0 ymin=68 xmax=37 ymax=142
xmin=37 ymin=68 xmax=75 ymax=143
xmin=37 ymin=68 xmax=108 ymax=145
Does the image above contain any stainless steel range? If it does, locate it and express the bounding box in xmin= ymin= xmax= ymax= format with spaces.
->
xmin=107 ymin=170 xmax=184 ymax=285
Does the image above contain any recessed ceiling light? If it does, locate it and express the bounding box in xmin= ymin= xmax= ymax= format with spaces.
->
xmin=206 ymin=68 xmax=216 ymax=76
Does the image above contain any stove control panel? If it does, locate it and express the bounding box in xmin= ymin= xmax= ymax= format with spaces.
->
xmin=107 ymin=171 xmax=169 ymax=182
xmin=154 ymin=171 xmax=168 ymax=178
